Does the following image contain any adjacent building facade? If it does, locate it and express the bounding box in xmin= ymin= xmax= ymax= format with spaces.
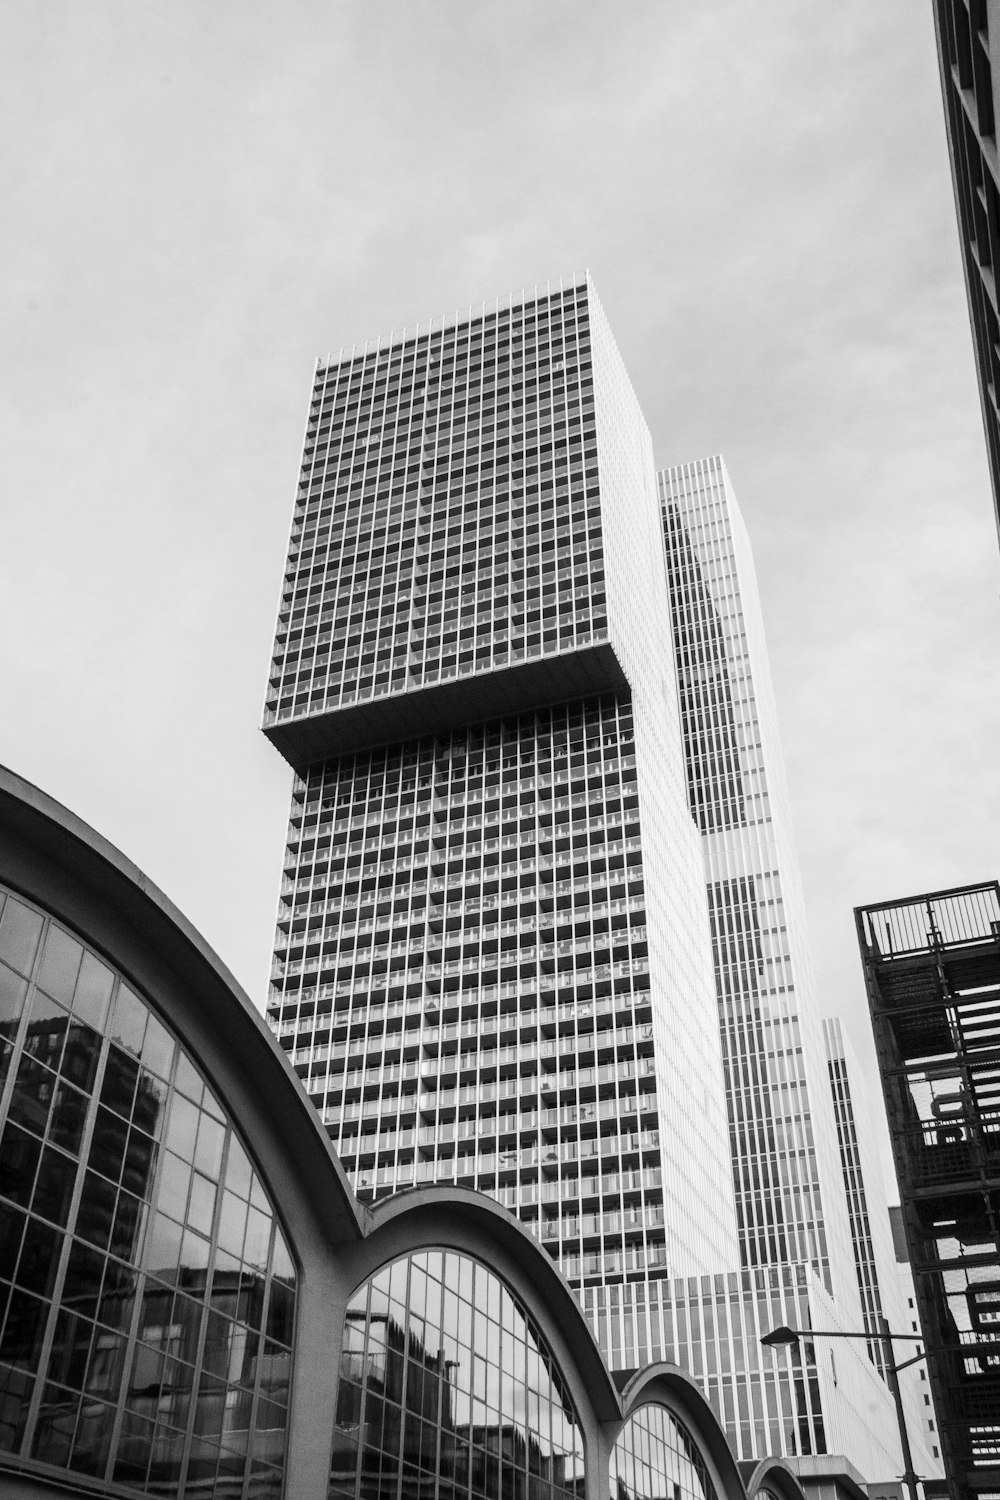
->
xmin=654 ymin=459 xmax=935 ymax=1480
xmin=856 ymin=882 xmax=1000 ymax=1500
xmin=659 ymin=458 xmax=861 ymax=1314
xmin=933 ymin=0 xmax=1000 ymax=549
xmin=823 ymin=1019 xmax=943 ymax=1479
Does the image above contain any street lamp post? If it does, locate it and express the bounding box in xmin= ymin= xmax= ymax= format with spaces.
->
xmin=760 ymin=1316 xmax=925 ymax=1500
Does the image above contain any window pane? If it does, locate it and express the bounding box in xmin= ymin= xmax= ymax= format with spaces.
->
xmin=165 ymin=1092 xmax=199 ymax=1160
xmin=224 ymin=1134 xmax=253 ymax=1199
xmin=0 ymin=900 xmax=43 ymax=978
xmin=72 ymin=953 xmax=113 ymax=1031
xmin=37 ymin=927 xmax=83 ymax=1006
xmin=0 ymin=964 xmax=28 ymax=1040
xmin=100 ymin=1045 xmax=139 ymax=1119
xmin=110 ymin=985 xmax=146 ymax=1057
xmin=141 ymin=1011 xmax=175 ymax=1081
xmin=32 ymin=1145 xmax=78 ymax=1228
xmin=194 ymin=1113 xmax=225 ymax=1180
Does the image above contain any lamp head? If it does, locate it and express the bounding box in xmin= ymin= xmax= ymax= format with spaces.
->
xmin=760 ymin=1325 xmax=801 ymax=1349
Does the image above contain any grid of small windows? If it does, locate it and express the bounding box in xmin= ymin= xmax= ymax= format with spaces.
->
xmin=661 ymin=503 xmax=744 ymax=834
xmin=0 ymin=885 xmax=296 ymax=1499
xmin=707 ymin=877 xmax=809 ymax=1271
xmin=822 ymin=1021 xmax=888 ymax=1381
xmin=264 ymin=284 xmax=606 ymax=727
xmin=659 ymin=459 xmax=839 ymax=1298
xmin=330 ymin=1250 xmax=584 ymax=1500
xmin=586 ymin=1265 xmax=828 ymax=1463
xmin=935 ymin=0 xmax=1000 ymax=528
xmin=610 ymin=1402 xmax=717 ymax=1500
xmin=267 ymin=696 xmax=669 ymax=1289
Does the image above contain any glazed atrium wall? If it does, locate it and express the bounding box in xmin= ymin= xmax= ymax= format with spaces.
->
xmin=0 ymin=884 xmax=295 ymax=1495
xmin=263 ymin=279 xmax=739 ymax=1334
xmin=0 ymin=763 xmax=792 ymax=1500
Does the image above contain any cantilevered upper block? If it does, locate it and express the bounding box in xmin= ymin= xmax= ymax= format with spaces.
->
xmin=262 ymin=277 xmax=667 ymax=771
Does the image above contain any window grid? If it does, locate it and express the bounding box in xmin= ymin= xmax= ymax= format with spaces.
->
xmin=265 ymin=287 xmax=605 ymax=726
xmin=822 ymin=1020 xmax=889 ymax=1381
xmin=0 ymin=886 xmax=296 ymax=1499
xmin=268 ymin=697 xmax=669 ymax=1288
xmin=587 ymin=1264 xmax=828 ymax=1461
xmin=610 ymin=1402 xmax=718 ymax=1500
xmin=660 ymin=459 xmax=848 ymax=1301
xmin=331 ymin=1250 xmax=584 ymax=1500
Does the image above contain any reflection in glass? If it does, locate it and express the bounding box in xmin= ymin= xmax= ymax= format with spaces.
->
xmin=0 ymin=884 xmax=297 ymax=1497
xmin=610 ymin=1405 xmax=718 ymax=1500
xmin=331 ymin=1250 xmax=586 ymax=1500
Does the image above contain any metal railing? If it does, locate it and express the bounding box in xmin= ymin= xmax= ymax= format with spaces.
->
xmin=857 ymin=882 xmax=1000 ymax=960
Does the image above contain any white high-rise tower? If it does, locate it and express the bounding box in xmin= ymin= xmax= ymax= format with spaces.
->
xmin=262 ymin=293 xmax=920 ymax=1481
xmin=660 ymin=456 xmax=860 ymax=1311
xmin=263 ymin=281 xmax=739 ymax=1354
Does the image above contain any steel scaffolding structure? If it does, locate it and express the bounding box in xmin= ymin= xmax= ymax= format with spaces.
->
xmin=856 ymin=884 xmax=1000 ymax=1500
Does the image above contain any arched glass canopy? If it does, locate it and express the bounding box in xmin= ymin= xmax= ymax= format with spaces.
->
xmin=611 ymin=1403 xmax=718 ymax=1500
xmin=332 ymin=1249 xmax=585 ymax=1500
xmin=0 ymin=885 xmax=296 ymax=1497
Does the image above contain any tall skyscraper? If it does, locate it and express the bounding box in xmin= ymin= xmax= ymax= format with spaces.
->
xmin=823 ymin=1018 xmax=943 ymax=1483
xmin=933 ymin=0 xmax=1000 ymax=548
xmin=263 ymin=278 xmax=740 ymax=1341
xmin=823 ymin=1018 xmax=894 ymax=1376
xmin=648 ymin=459 xmax=916 ymax=1475
xmin=659 ymin=458 xmax=862 ymax=1316
xmin=262 ymin=284 xmax=914 ymax=1480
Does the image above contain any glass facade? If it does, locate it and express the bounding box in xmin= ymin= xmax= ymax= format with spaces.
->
xmin=821 ymin=1019 xmax=942 ymax=1482
xmin=933 ymin=0 xmax=1000 ymax=549
xmin=821 ymin=1019 xmax=887 ymax=1377
xmin=610 ymin=1403 xmax=717 ymax=1500
xmin=264 ymin=285 xmax=607 ymax=727
xmin=659 ymin=457 xmax=860 ymax=1311
xmin=331 ymin=1250 xmax=585 ymax=1500
xmin=264 ymin=278 xmax=738 ymax=1358
xmin=0 ymin=883 xmax=296 ymax=1498
xmin=273 ymin=698 xmax=672 ymax=1284
xmin=655 ymin=458 xmax=915 ymax=1476
xmin=592 ymin=1265 xmax=826 ymax=1461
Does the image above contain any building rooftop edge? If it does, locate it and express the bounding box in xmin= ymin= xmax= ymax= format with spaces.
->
xmin=315 ymin=271 xmax=592 ymax=372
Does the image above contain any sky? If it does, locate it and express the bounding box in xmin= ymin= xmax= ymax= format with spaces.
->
xmin=3 ymin=2 xmax=999 ymax=1192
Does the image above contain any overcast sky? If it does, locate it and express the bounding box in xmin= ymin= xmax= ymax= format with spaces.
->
xmin=4 ymin=2 xmax=999 ymax=1189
